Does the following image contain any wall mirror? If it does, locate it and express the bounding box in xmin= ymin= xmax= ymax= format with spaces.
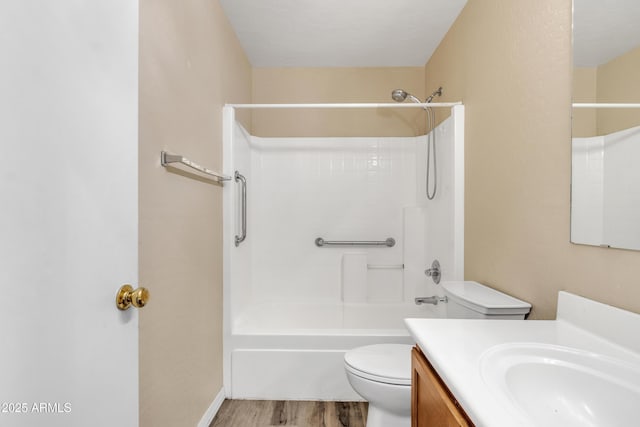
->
xmin=571 ymin=0 xmax=640 ymax=250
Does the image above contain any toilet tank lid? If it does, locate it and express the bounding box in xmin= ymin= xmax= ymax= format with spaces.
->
xmin=442 ymin=281 xmax=532 ymax=315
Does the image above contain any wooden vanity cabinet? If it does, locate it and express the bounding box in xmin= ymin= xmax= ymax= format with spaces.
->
xmin=411 ymin=346 xmax=474 ymax=427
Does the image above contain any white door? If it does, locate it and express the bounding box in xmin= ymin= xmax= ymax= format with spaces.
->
xmin=0 ymin=2 xmax=139 ymax=427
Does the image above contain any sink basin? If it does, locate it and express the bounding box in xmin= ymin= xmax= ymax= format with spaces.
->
xmin=480 ymin=343 xmax=640 ymax=427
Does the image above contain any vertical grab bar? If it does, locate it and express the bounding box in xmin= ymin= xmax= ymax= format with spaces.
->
xmin=234 ymin=171 xmax=247 ymax=247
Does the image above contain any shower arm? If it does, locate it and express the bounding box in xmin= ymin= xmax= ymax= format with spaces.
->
xmin=425 ymin=87 xmax=443 ymax=104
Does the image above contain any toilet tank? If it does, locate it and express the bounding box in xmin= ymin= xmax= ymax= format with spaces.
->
xmin=442 ymin=281 xmax=531 ymax=319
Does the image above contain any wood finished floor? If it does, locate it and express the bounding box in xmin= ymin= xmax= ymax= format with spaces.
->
xmin=210 ymin=400 xmax=368 ymax=427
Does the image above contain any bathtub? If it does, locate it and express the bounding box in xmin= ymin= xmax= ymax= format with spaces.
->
xmin=227 ymin=301 xmax=442 ymax=400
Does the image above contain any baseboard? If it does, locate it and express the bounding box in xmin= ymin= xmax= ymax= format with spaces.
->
xmin=197 ymin=387 xmax=226 ymax=427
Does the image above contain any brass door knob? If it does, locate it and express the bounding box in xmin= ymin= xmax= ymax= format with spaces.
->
xmin=116 ymin=284 xmax=150 ymax=310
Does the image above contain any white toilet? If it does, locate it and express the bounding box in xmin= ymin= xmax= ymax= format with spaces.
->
xmin=344 ymin=344 xmax=413 ymax=427
xmin=344 ymin=281 xmax=531 ymax=427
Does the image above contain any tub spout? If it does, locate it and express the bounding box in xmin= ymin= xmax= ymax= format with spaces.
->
xmin=415 ymin=296 xmax=448 ymax=305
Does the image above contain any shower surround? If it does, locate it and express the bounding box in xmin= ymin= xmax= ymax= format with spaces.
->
xmin=223 ymin=105 xmax=464 ymax=400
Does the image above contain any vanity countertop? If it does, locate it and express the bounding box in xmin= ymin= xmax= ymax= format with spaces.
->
xmin=405 ymin=291 xmax=640 ymax=427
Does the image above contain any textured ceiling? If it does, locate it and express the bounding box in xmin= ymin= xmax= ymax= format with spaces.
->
xmin=574 ymin=0 xmax=640 ymax=67
xmin=218 ymin=0 xmax=467 ymax=67
xmin=220 ymin=0 xmax=640 ymax=69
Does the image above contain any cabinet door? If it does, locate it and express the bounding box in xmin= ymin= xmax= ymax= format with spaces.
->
xmin=411 ymin=347 xmax=472 ymax=427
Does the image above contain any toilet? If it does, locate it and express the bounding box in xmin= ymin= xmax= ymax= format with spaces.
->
xmin=344 ymin=344 xmax=413 ymax=427
xmin=344 ymin=281 xmax=531 ymax=427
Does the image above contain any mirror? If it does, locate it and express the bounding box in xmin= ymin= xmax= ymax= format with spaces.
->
xmin=571 ymin=0 xmax=640 ymax=250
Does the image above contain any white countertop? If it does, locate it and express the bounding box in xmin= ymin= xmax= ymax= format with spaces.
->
xmin=404 ymin=292 xmax=640 ymax=427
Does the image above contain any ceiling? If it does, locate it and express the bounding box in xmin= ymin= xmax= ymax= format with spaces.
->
xmin=573 ymin=0 xmax=640 ymax=67
xmin=218 ymin=0 xmax=467 ymax=67
xmin=219 ymin=0 xmax=640 ymax=69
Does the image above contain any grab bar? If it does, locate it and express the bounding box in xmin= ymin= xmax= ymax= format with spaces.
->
xmin=160 ymin=151 xmax=231 ymax=183
xmin=314 ymin=237 xmax=395 ymax=247
xmin=234 ymin=171 xmax=247 ymax=247
xmin=367 ymin=264 xmax=404 ymax=270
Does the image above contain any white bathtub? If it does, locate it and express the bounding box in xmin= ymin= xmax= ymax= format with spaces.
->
xmin=228 ymin=302 xmax=442 ymax=400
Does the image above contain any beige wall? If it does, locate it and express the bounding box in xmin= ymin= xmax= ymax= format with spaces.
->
xmin=426 ymin=0 xmax=640 ymax=319
xmin=139 ymin=1 xmax=251 ymax=426
xmin=572 ymin=67 xmax=597 ymax=137
xmin=573 ymin=47 xmax=640 ymax=136
xmin=252 ymin=67 xmax=425 ymax=137
xmin=596 ymin=46 xmax=640 ymax=135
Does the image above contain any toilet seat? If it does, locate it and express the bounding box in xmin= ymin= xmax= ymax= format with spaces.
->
xmin=344 ymin=344 xmax=412 ymax=386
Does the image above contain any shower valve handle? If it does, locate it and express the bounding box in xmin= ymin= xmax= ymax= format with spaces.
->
xmin=424 ymin=260 xmax=441 ymax=284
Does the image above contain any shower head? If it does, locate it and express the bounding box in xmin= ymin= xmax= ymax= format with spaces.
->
xmin=392 ymin=87 xmax=444 ymax=105
xmin=391 ymin=89 xmax=408 ymax=102
xmin=391 ymin=89 xmax=422 ymax=104
xmin=392 ymin=86 xmax=443 ymax=200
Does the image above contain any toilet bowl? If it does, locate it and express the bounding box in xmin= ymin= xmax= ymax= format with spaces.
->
xmin=344 ymin=344 xmax=413 ymax=427
xmin=344 ymin=281 xmax=531 ymax=427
